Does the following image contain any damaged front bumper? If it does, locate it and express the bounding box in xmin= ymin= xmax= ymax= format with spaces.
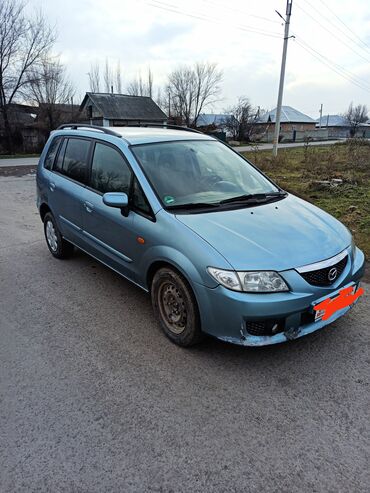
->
xmin=193 ymin=247 xmax=365 ymax=346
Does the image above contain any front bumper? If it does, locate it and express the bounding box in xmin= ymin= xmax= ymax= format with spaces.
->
xmin=193 ymin=247 xmax=366 ymax=346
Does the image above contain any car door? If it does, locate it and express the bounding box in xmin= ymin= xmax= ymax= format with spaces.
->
xmin=49 ymin=137 xmax=92 ymax=245
xmin=80 ymin=141 xmax=141 ymax=281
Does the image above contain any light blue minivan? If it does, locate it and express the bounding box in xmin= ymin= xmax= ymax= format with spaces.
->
xmin=36 ymin=125 xmax=365 ymax=347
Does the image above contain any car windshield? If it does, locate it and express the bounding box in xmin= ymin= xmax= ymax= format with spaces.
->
xmin=132 ymin=140 xmax=280 ymax=209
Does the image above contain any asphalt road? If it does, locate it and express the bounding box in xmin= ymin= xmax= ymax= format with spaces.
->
xmin=1 ymin=172 xmax=369 ymax=492
xmin=0 ymin=140 xmax=348 ymax=168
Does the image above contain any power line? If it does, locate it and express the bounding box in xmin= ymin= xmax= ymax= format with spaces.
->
xmin=317 ymin=0 xmax=370 ymax=51
xmin=294 ymin=37 xmax=370 ymax=94
xmin=302 ymin=0 xmax=370 ymax=54
xmin=200 ymin=0 xmax=281 ymax=26
xmin=146 ymin=1 xmax=283 ymax=39
xmin=295 ymin=1 xmax=370 ymax=63
xmin=298 ymin=0 xmax=370 ymax=63
xmin=296 ymin=37 xmax=370 ymax=90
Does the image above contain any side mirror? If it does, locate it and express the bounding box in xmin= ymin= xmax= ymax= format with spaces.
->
xmin=103 ymin=192 xmax=129 ymax=216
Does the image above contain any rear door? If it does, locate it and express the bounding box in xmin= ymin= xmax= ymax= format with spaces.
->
xmin=80 ymin=141 xmax=139 ymax=280
xmin=49 ymin=137 xmax=92 ymax=244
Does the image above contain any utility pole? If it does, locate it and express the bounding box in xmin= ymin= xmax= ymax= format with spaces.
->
xmin=319 ymin=103 xmax=323 ymax=128
xmin=272 ymin=0 xmax=293 ymax=157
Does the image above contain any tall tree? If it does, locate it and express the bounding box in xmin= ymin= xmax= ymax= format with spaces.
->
xmin=126 ymin=68 xmax=154 ymax=97
xmin=115 ymin=60 xmax=122 ymax=93
xmin=343 ymin=102 xmax=368 ymax=137
xmin=27 ymin=55 xmax=75 ymax=132
xmin=88 ymin=62 xmax=100 ymax=92
xmin=0 ymin=0 xmax=55 ymax=152
xmin=104 ymin=58 xmax=113 ymax=93
xmin=168 ymin=62 xmax=222 ymax=126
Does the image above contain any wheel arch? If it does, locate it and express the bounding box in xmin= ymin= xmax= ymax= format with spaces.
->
xmin=39 ymin=203 xmax=51 ymax=222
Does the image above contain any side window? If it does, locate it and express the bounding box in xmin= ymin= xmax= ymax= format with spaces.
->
xmin=90 ymin=143 xmax=132 ymax=194
xmin=53 ymin=139 xmax=67 ymax=173
xmin=62 ymin=138 xmax=91 ymax=184
xmin=44 ymin=137 xmax=61 ymax=170
xmin=131 ymin=177 xmax=152 ymax=216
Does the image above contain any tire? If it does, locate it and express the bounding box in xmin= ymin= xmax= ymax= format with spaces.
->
xmin=43 ymin=212 xmax=74 ymax=259
xmin=151 ymin=267 xmax=204 ymax=347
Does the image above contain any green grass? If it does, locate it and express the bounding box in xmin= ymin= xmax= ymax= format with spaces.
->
xmin=243 ymin=141 xmax=370 ymax=259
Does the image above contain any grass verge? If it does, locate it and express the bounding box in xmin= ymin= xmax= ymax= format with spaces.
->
xmin=243 ymin=140 xmax=370 ymax=259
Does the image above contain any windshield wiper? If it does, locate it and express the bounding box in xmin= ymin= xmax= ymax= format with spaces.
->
xmin=166 ymin=202 xmax=220 ymax=211
xmin=219 ymin=191 xmax=287 ymax=205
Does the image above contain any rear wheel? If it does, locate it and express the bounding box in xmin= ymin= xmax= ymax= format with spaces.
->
xmin=151 ymin=267 xmax=204 ymax=347
xmin=43 ymin=212 xmax=74 ymax=259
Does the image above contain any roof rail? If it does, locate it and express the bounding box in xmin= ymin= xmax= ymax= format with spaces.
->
xmin=57 ymin=124 xmax=122 ymax=137
xmin=127 ymin=123 xmax=202 ymax=134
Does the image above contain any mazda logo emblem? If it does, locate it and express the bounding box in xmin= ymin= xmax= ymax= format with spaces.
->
xmin=328 ymin=267 xmax=338 ymax=281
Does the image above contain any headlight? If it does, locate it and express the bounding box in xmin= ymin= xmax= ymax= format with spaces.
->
xmin=207 ymin=268 xmax=242 ymax=291
xmin=238 ymin=271 xmax=289 ymax=292
xmin=207 ymin=268 xmax=289 ymax=293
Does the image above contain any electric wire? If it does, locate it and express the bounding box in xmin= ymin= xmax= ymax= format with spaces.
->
xmin=295 ymin=1 xmax=370 ymax=63
xmin=294 ymin=37 xmax=370 ymax=94
xmin=144 ymin=0 xmax=370 ymax=95
xmin=146 ymin=1 xmax=283 ymax=39
xmin=317 ymin=0 xmax=370 ymax=51
xmin=200 ymin=0 xmax=281 ymax=26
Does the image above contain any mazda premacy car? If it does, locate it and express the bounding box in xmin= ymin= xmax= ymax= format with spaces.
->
xmin=36 ymin=124 xmax=365 ymax=347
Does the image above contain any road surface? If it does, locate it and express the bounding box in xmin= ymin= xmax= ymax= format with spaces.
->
xmin=1 ymin=171 xmax=369 ymax=492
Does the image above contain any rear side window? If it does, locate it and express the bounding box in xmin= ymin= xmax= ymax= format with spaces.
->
xmin=62 ymin=138 xmax=91 ymax=184
xmin=44 ymin=137 xmax=61 ymax=170
xmin=90 ymin=142 xmax=132 ymax=194
xmin=53 ymin=139 xmax=67 ymax=173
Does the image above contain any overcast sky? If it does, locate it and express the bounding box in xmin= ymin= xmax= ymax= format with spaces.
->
xmin=29 ymin=0 xmax=370 ymax=118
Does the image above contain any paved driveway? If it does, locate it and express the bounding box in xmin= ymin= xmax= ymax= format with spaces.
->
xmin=1 ymin=172 xmax=369 ymax=492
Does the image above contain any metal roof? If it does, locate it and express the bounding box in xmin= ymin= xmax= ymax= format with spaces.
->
xmin=80 ymin=92 xmax=167 ymax=121
xmin=315 ymin=115 xmax=348 ymax=127
xmin=196 ymin=114 xmax=230 ymax=126
xmin=259 ymin=106 xmax=315 ymax=124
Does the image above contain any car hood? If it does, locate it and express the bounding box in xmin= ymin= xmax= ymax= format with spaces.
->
xmin=175 ymin=194 xmax=351 ymax=271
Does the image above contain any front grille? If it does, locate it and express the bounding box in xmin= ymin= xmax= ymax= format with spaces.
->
xmin=245 ymin=319 xmax=284 ymax=337
xmin=299 ymin=255 xmax=348 ymax=286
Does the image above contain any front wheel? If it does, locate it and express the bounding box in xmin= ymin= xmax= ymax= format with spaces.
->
xmin=151 ymin=267 xmax=204 ymax=347
xmin=44 ymin=212 xmax=74 ymax=259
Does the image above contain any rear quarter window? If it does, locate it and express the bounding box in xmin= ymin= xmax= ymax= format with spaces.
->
xmin=44 ymin=137 xmax=62 ymax=170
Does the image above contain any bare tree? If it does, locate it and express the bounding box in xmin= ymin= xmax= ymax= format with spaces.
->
xmin=224 ymin=97 xmax=260 ymax=141
xmin=168 ymin=62 xmax=222 ymax=126
xmin=88 ymin=62 xmax=100 ymax=92
xmin=126 ymin=68 xmax=154 ymax=97
xmin=104 ymin=58 xmax=113 ymax=93
xmin=127 ymin=76 xmax=142 ymax=96
xmin=0 ymin=0 xmax=55 ymax=152
xmin=193 ymin=62 xmax=223 ymax=126
xmin=147 ymin=67 xmax=153 ymax=98
xmin=115 ymin=60 xmax=122 ymax=93
xmin=26 ymin=55 xmax=75 ymax=132
xmin=343 ymin=102 xmax=369 ymax=137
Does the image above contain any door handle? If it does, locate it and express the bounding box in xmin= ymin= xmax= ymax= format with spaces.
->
xmin=49 ymin=181 xmax=56 ymax=192
xmin=83 ymin=201 xmax=94 ymax=213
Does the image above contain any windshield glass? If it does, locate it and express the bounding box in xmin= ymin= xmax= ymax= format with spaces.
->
xmin=132 ymin=140 xmax=279 ymax=208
